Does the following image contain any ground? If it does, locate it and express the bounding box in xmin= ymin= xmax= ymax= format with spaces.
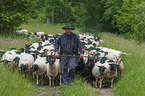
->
xmin=35 ymin=85 xmax=114 ymax=96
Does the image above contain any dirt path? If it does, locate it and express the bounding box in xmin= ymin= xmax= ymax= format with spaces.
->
xmin=96 ymin=88 xmax=114 ymax=96
xmin=35 ymin=85 xmax=114 ymax=96
xmin=36 ymin=86 xmax=60 ymax=96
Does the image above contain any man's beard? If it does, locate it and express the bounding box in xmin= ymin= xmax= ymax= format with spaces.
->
xmin=66 ymin=31 xmax=71 ymax=35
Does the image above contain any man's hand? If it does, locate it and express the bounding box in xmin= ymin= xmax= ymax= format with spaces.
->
xmin=80 ymin=53 xmax=83 ymax=58
xmin=55 ymin=51 xmax=59 ymax=57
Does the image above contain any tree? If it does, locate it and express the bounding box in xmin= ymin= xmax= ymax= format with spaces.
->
xmin=0 ymin=0 xmax=35 ymax=32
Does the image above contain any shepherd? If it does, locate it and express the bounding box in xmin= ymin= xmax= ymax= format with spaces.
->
xmin=55 ymin=23 xmax=83 ymax=86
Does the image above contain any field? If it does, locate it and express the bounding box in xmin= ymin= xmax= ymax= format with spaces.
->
xmin=0 ymin=20 xmax=145 ymax=96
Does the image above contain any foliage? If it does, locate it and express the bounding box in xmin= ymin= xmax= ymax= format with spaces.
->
xmin=0 ymin=0 xmax=35 ymax=32
xmin=102 ymin=0 xmax=123 ymax=32
xmin=114 ymin=0 xmax=145 ymax=40
xmin=132 ymin=1 xmax=145 ymax=41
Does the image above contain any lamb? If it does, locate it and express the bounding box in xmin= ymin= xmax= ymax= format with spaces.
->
xmin=31 ymin=55 xmax=47 ymax=85
xmin=18 ymin=53 xmax=34 ymax=75
xmin=46 ymin=57 xmax=61 ymax=86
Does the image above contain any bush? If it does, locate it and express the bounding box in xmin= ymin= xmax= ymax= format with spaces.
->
xmin=132 ymin=1 xmax=145 ymax=41
xmin=0 ymin=0 xmax=35 ymax=32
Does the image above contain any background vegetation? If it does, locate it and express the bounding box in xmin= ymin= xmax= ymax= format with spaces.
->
xmin=1 ymin=0 xmax=145 ymax=41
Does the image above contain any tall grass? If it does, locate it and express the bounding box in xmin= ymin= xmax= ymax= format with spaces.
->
xmin=0 ymin=35 xmax=38 ymax=96
xmin=0 ymin=64 xmax=36 ymax=96
xmin=98 ymin=32 xmax=145 ymax=96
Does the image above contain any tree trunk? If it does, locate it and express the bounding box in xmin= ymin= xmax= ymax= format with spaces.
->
xmin=46 ymin=18 xmax=50 ymax=24
xmin=46 ymin=11 xmax=50 ymax=24
xmin=52 ymin=9 xmax=54 ymax=25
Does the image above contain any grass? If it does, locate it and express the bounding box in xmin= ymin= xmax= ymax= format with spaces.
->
xmin=0 ymin=20 xmax=144 ymax=96
xmin=59 ymin=76 xmax=98 ymax=96
xmin=19 ymin=19 xmax=80 ymax=34
xmin=0 ymin=64 xmax=37 ymax=96
xmin=0 ymin=34 xmax=39 ymax=96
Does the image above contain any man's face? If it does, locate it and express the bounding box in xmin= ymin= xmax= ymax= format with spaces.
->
xmin=65 ymin=28 xmax=72 ymax=35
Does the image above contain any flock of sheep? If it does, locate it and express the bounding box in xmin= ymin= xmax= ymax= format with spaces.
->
xmin=0 ymin=29 xmax=126 ymax=88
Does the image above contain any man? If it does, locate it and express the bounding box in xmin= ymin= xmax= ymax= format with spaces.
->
xmin=55 ymin=23 xmax=83 ymax=86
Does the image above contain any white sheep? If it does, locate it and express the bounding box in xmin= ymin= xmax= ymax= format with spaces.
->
xmin=92 ymin=61 xmax=108 ymax=88
xmin=46 ymin=58 xmax=61 ymax=86
xmin=18 ymin=53 xmax=34 ymax=75
xmin=106 ymin=61 xmax=118 ymax=88
xmin=36 ymin=32 xmax=45 ymax=37
xmin=31 ymin=55 xmax=47 ymax=85
xmin=1 ymin=50 xmax=17 ymax=65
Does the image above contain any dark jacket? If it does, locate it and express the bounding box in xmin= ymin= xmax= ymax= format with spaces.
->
xmin=55 ymin=32 xmax=83 ymax=55
xmin=55 ymin=32 xmax=83 ymax=69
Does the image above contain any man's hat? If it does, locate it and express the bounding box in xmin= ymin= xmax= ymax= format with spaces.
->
xmin=62 ymin=23 xmax=75 ymax=30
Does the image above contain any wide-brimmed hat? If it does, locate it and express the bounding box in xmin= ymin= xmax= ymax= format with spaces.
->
xmin=62 ymin=23 xmax=75 ymax=30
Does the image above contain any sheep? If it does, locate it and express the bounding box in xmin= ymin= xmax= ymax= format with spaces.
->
xmin=29 ymin=43 xmax=39 ymax=50
xmin=1 ymin=49 xmax=17 ymax=65
xmin=83 ymin=51 xmax=89 ymax=64
xmin=18 ymin=53 xmax=34 ymax=76
xmin=41 ymin=45 xmax=54 ymax=55
xmin=106 ymin=60 xmax=119 ymax=88
xmin=31 ymin=55 xmax=47 ymax=85
xmin=36 ymin=32 xmax=45 ymax=37
xmin=92 ymin=61 xmax=108 ymax=88
xmin=114 ymin=56 xmax=124 ymax=75
xmin=0 ymin=50 xmax=5 ymax=58
xmin=98 ymin=46 xmax=126 ymax=60
xmin=46 ymin=57 xmax=61 ymax=86
xmin=33 ymin=32 xmax=45 ymax=40
xmin=82 ymin=55 xmax=95 ymax=82
xmin=16 ymin=29 xmax=28 ymax=34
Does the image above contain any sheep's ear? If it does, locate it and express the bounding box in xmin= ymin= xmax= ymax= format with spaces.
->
xmin=45 ymin=62 xmax=49 ymax=64
xmin=30 ymin=67 xmax=33 ymax=69
xmin=97 ymin=65 xmax=101 ymax=67
xmin=10 ymin=48 xmax=16 ymax=50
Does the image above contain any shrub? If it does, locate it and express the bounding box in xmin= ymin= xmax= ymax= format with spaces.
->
xmin=0 ymin=0 xmax=35 ymax=32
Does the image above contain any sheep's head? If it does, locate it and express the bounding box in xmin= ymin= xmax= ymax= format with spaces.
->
xmin=97 ymin=66 xmax=107 ymax=75
xmin=13 ymin=57 xmax=20 ymax=65
xmin=100 ymin=57 xmax=108 ymax=64
xmin=46 ymin=56 xmax=50 ymax=63
xmin=109 ymin=64 xmax=118 ymax=71
xmin=96 ymin=48 xmax=101 ymax=52
xmin=31 ymin=64 xmax=40 ymax=72
xmin=20 ymin=64 xmax=28 ymax=74
xmin=115 ymin=56 xmax=123 ymax=66
xmin=49 ymin=59 xmax=55 ymax=66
